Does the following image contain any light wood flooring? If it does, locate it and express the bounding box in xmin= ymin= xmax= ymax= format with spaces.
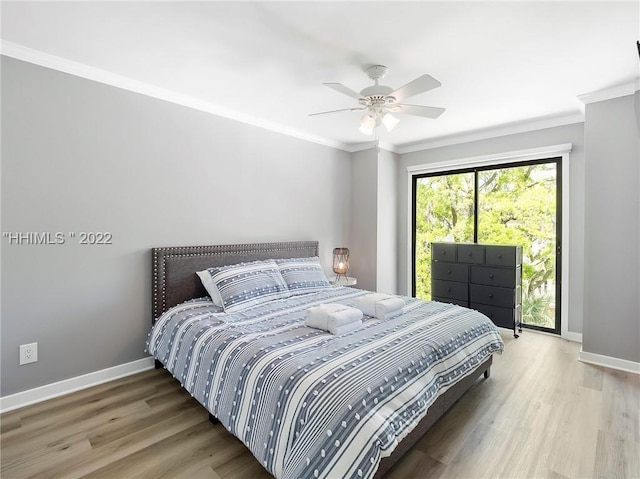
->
xmin=1 ymin=331 xmax=638 ymax=479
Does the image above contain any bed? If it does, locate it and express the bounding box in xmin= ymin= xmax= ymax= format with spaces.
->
xmin=147 ymin=241 xmax=504 ymax=479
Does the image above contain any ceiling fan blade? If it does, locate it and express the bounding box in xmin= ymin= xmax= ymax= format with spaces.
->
xmin=309 ymin=107 xmax=366 ymax=117
xmin=323 ymin=82 xmax=363 ymax=100
xmin=390 ymin=74 xmax=441 ymax=101
xmin=394 ymin=104 xmax=446 ymax=119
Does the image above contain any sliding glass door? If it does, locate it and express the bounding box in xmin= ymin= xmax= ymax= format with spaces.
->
xmin=412 ymin=158 xmax=561 ymax=333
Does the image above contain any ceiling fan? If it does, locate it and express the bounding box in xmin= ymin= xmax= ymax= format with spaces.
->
xmin=310 ymin=65 xmax=445 ymax=135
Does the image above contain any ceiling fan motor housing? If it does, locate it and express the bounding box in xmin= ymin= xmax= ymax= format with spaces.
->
xmin=360 ymin=65 xmax=395 ymax=101
xmin=359 ymin=95 xmax=397 ymax=110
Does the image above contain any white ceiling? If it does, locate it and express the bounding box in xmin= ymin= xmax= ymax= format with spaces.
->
xmin=2 ymin=1 xmax=638 ymax=152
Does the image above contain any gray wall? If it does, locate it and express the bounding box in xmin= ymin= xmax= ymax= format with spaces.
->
xmin=376 ymin=148 xmax=398 ymax=294
xmin=396 ymin=123 xmax=586 ymax=335
xmin=348 ymin=147 xmax=399 ymax=294
xmin=348 ymin=148 xmax=378 ymax=291
xmin=1 ymin=57 xmax=352 ymax=396
xmin=582 ymin=92 xmax=640 ymax=363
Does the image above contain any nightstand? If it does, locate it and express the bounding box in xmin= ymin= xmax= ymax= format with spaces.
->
xmin=329 ymin=277 xmax=358 ymax=287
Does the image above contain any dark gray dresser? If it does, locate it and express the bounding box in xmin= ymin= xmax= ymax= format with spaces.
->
xmin=431 ymin=242 xmax=523 ymax=337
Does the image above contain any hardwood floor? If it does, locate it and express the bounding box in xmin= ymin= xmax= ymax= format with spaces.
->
xmin=2 ymin=331 xmax=638 ymax=479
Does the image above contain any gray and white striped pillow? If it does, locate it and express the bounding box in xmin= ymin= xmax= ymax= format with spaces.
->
xmin=276 ymin=256 xmax=331 ymax=295
xmin=202 ymin=260 xmax=290 ymax=313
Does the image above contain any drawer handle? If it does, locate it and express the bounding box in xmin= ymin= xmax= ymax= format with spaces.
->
xmin=489 ymin=274 xmax=494 ymax=279
xmin=498 ymin=254 xmax=502 ymax=259
xmin=467 ymin=252 xmax=472 ymax=256
xmin=447 ymin=270 xmax=452 ymax=274
xmin=488 ymin=293 xmax=494 ymax=298
xmin=447 ymin=288 xmax=452 ymax=292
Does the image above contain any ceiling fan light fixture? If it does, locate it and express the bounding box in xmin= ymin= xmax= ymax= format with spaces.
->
xmin=359 ymin=112 xmax=378 ymax=135
xmin=360 ymin=112 xmax=377 ymax=128
xmin=382 ymin=113 xmax=400 ymax=132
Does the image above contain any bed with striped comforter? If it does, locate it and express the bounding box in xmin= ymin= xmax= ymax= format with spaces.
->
xmin=146 ymin=286 xmax=504 ymax=479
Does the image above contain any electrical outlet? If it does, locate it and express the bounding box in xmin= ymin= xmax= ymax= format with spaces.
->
xmin=19 ymin=342 xmax=38 ymax=365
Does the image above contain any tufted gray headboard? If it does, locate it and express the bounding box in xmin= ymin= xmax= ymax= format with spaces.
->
xmin=151 ymin=241 xmax=319 ymax=322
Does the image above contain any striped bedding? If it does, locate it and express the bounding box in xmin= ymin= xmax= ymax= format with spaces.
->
xmin=147 ymin=287 xmax=504 ymax=479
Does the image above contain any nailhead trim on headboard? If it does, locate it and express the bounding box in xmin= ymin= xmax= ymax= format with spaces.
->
xmin=151 ymin=241 xmax=319 ymax=322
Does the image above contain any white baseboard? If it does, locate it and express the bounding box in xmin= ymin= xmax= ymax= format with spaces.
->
xmin=0 ymin=357 xmax=155 ymax=413
xmin=562 ymin=331 xmax=583 ymax=343
xmin=579 ymin=348 xmax=640 ymax=375
xmin=498 ymin=326 xmax=582 ymax=344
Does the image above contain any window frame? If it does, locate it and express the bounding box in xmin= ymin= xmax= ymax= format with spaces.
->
xmin=407 ymin=143 xmax=572 ymax=337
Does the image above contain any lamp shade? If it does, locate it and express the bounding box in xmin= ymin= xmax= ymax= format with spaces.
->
xmin=382 ymin=113 xmax=400 ymax=131
xmin=359 ymin=112 xmax=380 ymax=135
xmin=332 ymin=247 xmax=350 ymax=279
xmin=360 ymin=112 xmax=377 ymax=129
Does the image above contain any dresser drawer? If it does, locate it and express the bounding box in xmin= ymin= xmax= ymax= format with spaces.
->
xmin=432 ymin=261 xmax=468 ymax=282
xmin=470 ymin=284 xmax=519 ymax=307
xmin=432 ymin=279 xmax=468 ymax=301
xmin=457 ymin=244 xmax=485 ymax=264
xmin=431 ymin=243 xmax=456 ymax=262
xmin=470 ymin=265 xmax=515 ymax=288
xmin=485 ymin=245 xmax=521 ymax=267
xmin=471 ymin=303 xmax=517 ymax=329
xmin=431 ymin=296 xmax=469 ymax=307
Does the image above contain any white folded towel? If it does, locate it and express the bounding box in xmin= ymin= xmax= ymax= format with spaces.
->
xmin=330 ymin=320 xmax=363 ymax=335
xmin=374 ymin=296 xmax=405 ymax=320
xmin=356 ymin=293 xmax=405 ymax=320
xmin=305 ymin=303 xmax=363 ymax=334
xmin=355 ymin=293 xmax=391 ymax=317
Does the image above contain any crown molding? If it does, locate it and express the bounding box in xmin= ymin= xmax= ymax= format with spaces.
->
xmin=578 ymin=79 xmax=640 ymax=105
xmin=6 ymin=40 xmax=626 ymax=157
xmin=1 ymin=40 xmax=353 ymax=152
xmin=345 ymin=140 xmax=398 ymax=153
xmin=396 ymin=113 xmax=584 ymax=154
